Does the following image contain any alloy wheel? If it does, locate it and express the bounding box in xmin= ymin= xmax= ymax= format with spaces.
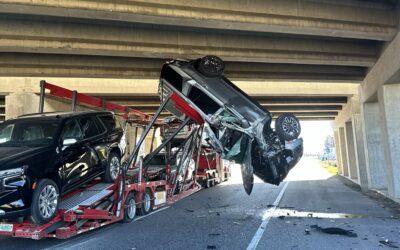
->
xmin=127 ymin=198 xmax=136 ymax=219
xmin=38 ymin=185 xmax=58 ymax=219
xmin=282 ymin=116 xmax=300 ymax=138
xmin=110 ymin=156 xmax=121 ymax=181
xmin=144 ymin=193 xmax=151 ymax=212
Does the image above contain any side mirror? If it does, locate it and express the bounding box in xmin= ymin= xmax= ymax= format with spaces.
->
xmin=62 ymin=138 xmax=77 ymax=147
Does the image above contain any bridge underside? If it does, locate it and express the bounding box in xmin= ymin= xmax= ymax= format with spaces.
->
xmin=1 ymin=0 xmax=400 ymax=201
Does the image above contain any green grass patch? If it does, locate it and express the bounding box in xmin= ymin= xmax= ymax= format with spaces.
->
xmin=320 ymin=160 xmax=338 ymax=175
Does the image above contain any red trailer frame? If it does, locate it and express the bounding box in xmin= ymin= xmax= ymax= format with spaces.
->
xmin=0 ymin=81 xmax=206 ymax=240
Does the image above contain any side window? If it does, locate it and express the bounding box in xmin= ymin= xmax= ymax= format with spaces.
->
xmin=98 ymin=115 xmax=115 ymax=132
xmin=93 ymin=117 xmax=106 ymax=134
xmin=61 ymin=119 xmax=83 ymax=141
xmin=79 ymin=116 xmax=101 ymax=139
xmin=0 ymin=124 xmax=14 ymax=143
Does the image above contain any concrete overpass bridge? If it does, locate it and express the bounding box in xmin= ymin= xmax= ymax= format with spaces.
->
xmin=0 ymin=0 xmax=399 ymax=203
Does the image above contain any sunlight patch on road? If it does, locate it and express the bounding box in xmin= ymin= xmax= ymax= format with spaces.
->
xmin=219 ymin=164 xmax=264 ymax=186
xmin=285 ymin=157 xmax=333 ymax=182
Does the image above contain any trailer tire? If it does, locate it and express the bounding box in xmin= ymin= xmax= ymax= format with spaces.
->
xmin=138 ymin=189 xmax=152 ymax=215
xmin=122 ymin=192 xmax=136 ymax=223
xmin=30 ymin=179 xmax=59 ymax=225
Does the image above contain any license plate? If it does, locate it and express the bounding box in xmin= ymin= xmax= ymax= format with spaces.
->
xmin=0 ymin=224 xmax=13 ymax=232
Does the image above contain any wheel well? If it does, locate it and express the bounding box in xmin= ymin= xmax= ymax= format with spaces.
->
xmin=110 ymin=147 xmax=122 ymax=159
xmin=34 ymin=173 xmax=61 ymax=191
xmin=145 ymin=187 xmax=154 ymax=207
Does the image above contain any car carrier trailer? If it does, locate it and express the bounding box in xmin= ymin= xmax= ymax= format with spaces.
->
xmin=0 ymin=81 xmax=226 ymax=240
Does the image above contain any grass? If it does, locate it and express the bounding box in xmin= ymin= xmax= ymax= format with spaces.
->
xmin=320 ymin=160 xmax=338 ymax=175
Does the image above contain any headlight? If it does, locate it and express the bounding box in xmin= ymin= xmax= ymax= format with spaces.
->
xmin=0 ymin=166 xmax=27 ymax=188
xmin=0 ymin=166 xmax=25 ymax=178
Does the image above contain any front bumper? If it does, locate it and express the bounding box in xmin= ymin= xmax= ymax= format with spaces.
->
xmin=285 ymin=138 xmax=304 ymax=170
xmin=0 ymin=175 xmax=31 ymax=220
xmin=0 ymin=207 xmax=30 ymax=220
xmin=252 ymin=138 xmax=303 ymax=185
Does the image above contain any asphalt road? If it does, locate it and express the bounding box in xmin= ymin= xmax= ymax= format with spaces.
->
xmin=1 ymin=157 xmax=399 ymax=249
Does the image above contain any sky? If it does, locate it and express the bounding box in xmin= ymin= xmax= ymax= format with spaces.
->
xmin=298 ymin=120 xmax=334 ymax=154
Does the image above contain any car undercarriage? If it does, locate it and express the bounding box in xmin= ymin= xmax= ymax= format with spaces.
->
xmin=159 ymin=56 xmax=303 ymax=194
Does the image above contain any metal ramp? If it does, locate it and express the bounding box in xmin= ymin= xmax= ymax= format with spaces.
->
xmin=59 ymin=183 xmax=114 ymax=211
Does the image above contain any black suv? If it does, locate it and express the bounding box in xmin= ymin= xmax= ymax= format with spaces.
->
xmin=0 ymin=111 xmax=123 ymax=224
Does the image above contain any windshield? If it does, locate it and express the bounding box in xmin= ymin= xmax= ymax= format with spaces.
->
xmin=0 ymin=120 xmax=60 ymax=146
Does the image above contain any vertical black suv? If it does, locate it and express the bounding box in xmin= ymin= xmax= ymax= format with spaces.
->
xmin=0 ymin=111 xmax=123 ymax=224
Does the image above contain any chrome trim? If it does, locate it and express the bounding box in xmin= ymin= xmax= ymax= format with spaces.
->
xmin=3 ymin=175 xmax=26 ymax=188
xmin=0 ymin=167 xmax=24 ymax=178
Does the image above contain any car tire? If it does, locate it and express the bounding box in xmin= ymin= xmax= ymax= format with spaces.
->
xmin=30 ymin=179 xmax=59 ymax=225
xmin=275 ymin=113 xmax=301 ymax=141
xmin=138 ymin=189 xmax=152 ymax=215
xmin=122 ymin=192 xmax=136 ymax=223
xmin=197 ymin=55 xmax=225 ymax=77
xmin=104 ymin=151 xmax=121 ymax=183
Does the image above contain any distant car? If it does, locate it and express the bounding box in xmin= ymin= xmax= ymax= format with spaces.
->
xmin=0 ymin=111 xmax=123 ymax=224
xmin=159 ymin=55 xmax=303 ymax=194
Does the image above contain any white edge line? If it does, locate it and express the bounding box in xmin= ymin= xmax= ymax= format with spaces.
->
xmin=246 ymin=182 xmax=290 ymax=250
xmin=134 ymin=206 xmax=170 ymax=221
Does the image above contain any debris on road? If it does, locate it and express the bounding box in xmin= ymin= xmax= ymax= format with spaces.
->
xmin=208 ymin=233 xmax=221 ymax=237
xmin=379 ymin=239 xmax=399 ymax=248
xmin=207 ymin=245 xmax=217 ymax=249
xmin=304 ymin=229 xmax=311 ymax=235
xmin=310 ymin=225 xmax=358 ymax=238
xmin=184 ymin=208 xmax=195 ymax=213
xmin=278 ymin=215 xmax=286 ymax=220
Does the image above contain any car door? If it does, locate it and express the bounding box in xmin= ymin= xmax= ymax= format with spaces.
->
xmin=60 ymin=118 xmax=92 ymax=192
xmin=78 ymin=115 xmax=107 ymax=175
xmin=98 ymin=114 xmax=123 ymax=147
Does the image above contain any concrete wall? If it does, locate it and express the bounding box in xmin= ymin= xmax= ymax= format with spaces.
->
xmin=361 ymin=101 xmax=388 ymax=190
xmin=378 ymin=84 xmax=400 ymax=199
xmin=5 ymin=92 xmax=91 ymax=119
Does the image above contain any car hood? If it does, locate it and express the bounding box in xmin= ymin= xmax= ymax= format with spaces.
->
xmin=0 ymin=146 xmax=53 ymax=170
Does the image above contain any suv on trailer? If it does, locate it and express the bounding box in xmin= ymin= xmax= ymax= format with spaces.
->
xmin=0 ymin=111 xmax=123 ymax=224
xmin=159 ymin=56 xmax=303 ymax=194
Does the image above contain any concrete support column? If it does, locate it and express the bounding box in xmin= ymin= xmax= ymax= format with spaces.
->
xmin=333 ymin=130 xmax=343 ymax=175
xmin=361 ymin=102 xmax=388 ymax=190
xmin=5 ymin=92 xmax=40 ymax=119
xmin=351 ymin=114 xmax=368 ymax=189
xmin=378 ymin=84 xmax=400 ymax=199
xmin=338 ymin=127 xmax=349 ymax=177
xmin=344 ymin=121 xmax=358 ymax=181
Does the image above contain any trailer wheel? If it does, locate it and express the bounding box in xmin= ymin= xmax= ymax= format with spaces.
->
xmin=30 ymin=179 xmax=59 ymax=225
xmin=122 ymin=192 xmax=136 ymax=223
xmin=138 ymin=189 xmax=152 ymax=215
